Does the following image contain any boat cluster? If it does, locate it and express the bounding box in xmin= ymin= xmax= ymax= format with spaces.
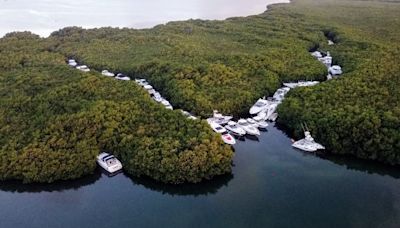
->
xmin=310 ymin=51 xmax=343 ymax=79
xmin=68 ymin=59 xmax=90 ymax=72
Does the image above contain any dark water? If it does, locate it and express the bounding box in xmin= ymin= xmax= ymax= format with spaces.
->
xmin=1 ymin=123 xmax=400 ymax=228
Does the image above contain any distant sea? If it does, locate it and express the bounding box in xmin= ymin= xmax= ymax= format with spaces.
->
xmin=0 ymin=0 xmax=289 ymax=38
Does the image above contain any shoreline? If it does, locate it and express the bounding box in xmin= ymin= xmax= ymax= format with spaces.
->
xmin=0 ymin=0 xmax=290 ymax=38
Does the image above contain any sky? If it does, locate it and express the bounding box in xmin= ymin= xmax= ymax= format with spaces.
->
xmin=0 ymin=0 xmax=289 ymax=37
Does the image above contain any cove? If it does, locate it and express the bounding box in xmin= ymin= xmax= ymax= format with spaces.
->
xmin=1 ymin=123 xmax=399 ymax=228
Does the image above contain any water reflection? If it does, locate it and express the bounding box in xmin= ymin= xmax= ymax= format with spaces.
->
xmin=0 ymin=169 xmax=101 ymax=193
xmin=128 ymin=173 xmax=233 ymax=196
xmin=319 ymin=153 xmax=400 ymax=179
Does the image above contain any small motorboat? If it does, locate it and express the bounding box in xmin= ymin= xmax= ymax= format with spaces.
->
xmin=143 ymin=85 xmax=153 ymax=90
xmin=207 ymin=120 xmax=227 ymax=134
xmin=68 ymin=59 xmax=77 ymax=67
xmin=161 ymin=99 xmax=171 ymax=106
xmin=147 ymin=89 xmax=156 ymax=95
xmin=76 ymin=65 xmax=90 ymax=72
xmin=283 ymin=82 xmax=299 ymax=89
xmin=249 ymin=97 xmax=269 ymax=115
xmin=165 ymin=105 xmax=173 ymax=110
xmin=225 ymin=121 xmax=246 ymax=136
xmin=115 ymin=73 xmax=131 ymax=81
xmin=246 ymin=118 xmax=259 ymax=128
xmin=97 ymin=152 xmax=123 ymax=173
xmin=152 ymin=93 xmax=163 ymax=103
xmin=101 ymin=70 xmax=115 ymax=77
xmin=273 ymin=87 xmax=290 ymax=101
xmin=252 ymin=116 xmax=269 ymax=129
xmin=181 ymin=110 xmax=198 ymax=120
xmin=267 ymin=113 xmax=278 ymax=122
xmin=221 ymin=133 xmax=236 ymax=145
xmin=311 ymin=51 xmax=322 ymax=58
xmin=329 ymin=65 xmax=343 ymax=76
xmin=237 ymin=119 xmax=260 ymax=136
xmin=265 ymin=103 xmax=278 ymax=120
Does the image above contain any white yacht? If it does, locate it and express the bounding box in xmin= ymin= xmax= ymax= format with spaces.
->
xmin=225 ymin=121 xmax=246 ymax=136
xmin=207 ymin=120 xmax=227 ymax=134
xmin=249 ymin=97 xmax=269 ymax=115
xmin=221 ymin=133 xmax=236 ymax=145
xmin=292 ymin=131 xmax=325 ymax=152
xmin=97 ymin=152 xmax=123 ymax=173
xmin=329 ymin=65 xmax=343 ymax=75
xmin=237 ymin=119 xmax=260 ymax=136
xmin=246 ymin=118 xmax=259 ymax=128
xmin=101 ymin=70 xmax=115 ymax=77
xmin=115 ymin=73 xmax=130 ymax=81
xmin=76 ymin=65 xmax=90 ymax=72
xmin=252 ymin=116 xmax=269 ymax=129
xmin=147 ymin=89 xmax=156 ymax=95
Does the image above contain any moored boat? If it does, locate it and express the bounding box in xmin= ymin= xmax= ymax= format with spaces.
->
xmin=221 ymin=133 xmax=236 ymax=145
xmin=97 ymin=152 xmax=123 ymax=173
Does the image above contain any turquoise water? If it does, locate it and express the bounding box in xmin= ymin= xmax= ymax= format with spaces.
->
xmin=1 ymin=123 xmax=399 ymax=228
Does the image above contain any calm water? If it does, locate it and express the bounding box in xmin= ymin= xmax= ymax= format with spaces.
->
xmin=1 ymin=123 xmax=400 ymax=228
xmin=0 ymin=0 xmax=289 ymax=37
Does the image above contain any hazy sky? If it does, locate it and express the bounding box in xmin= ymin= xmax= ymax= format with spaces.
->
xmin=0 ymin=0 xmax=289 ymax=37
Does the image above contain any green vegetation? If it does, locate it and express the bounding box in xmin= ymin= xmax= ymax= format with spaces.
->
xmin=0 ymin=33 xmax=233 ymax=183
xmin=1 ymin=0 xmax=399 ymax=184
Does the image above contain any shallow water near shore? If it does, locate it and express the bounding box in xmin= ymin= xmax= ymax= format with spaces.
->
xmin=1 ymin=123 xmax=400 ymax=228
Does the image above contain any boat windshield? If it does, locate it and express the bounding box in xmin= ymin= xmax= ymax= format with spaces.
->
xmin=102 ymin=154 xmax=114 ymax=162
xmin=216 ymin=127 xmax=224 ymax=131
xmin=255 ymin=101 xmax=265 ymax=107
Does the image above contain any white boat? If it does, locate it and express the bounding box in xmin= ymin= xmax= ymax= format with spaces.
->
xmin=161 ymin=99 xmax=171 ymax=106
xmin=256 ymin=111 xmax=268 ymax=120
xmin=181 ymin=110 xmax=198 ymax=120
xmin=328 ymin=40 xmax=334 ymax=45
xmin=97 ymin=152 xmax=123 ymax=173
xmin=267 ymin=113 xmax=278 ymax=122
xmin=283 ymin=82 xmax=299 ymax=89
xmin=68 ymin=59 xmax=77 ymax=67
xmin=317 ymin=51 xmax=332 ymax=68
xmin=329 ymin=65 xmax=343 ymax=75
xmin=152 ymin=93 xmax=163 ymax=102
xmin=249 ymin=97 xmax=269 ymax=115
xmin=252 ymin=116 xmax=269 ymax=129
xmin=208 ymin=110 xmax=232 ymax=125
xmin=283 ymin=81 xmax=319 ymax=89
xmin=115 ymin=73 xmax=130 ymax=81
xmin=143 ymin=85 xmax=153 ymax=90
xmin=265 ymin=103 xmax=278 ymax=120
xmin=76 ymin=65 xmax=90 ymax=72
xmin=221 ymin=133 xmax=236 ymax=145
xmin=225 ymin=121 xmax=246 ymax=136
xmin=147 ymin=89 xmax=156 ymax=95
xmin=311 ymin=51 xmax=323 ymax=58
xmin=237 ymin=119 xmax=260 ymax=136
xmin=292 ymin=131 xmax=325 ymax=152
xmin=207 ymin=120 xmax=227 ymax=134
xmin=101 ymin=70 xmax=115 ymax=77
xmin=273 ymin=87 xmax=290 ymax=101
xmin=165 ymin=105 xmax=173 ymax=110
xmin=246 ymin=118 xmax=259 ymax=128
